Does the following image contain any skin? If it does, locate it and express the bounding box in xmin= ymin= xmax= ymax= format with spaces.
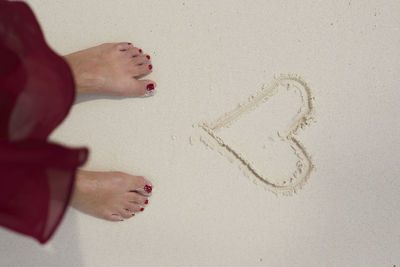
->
xmin=71 ymin=170 xmax=152 ymax=221
xmin=64 ymin=42 xmax=156 ymax=96
xmin=64 ymin=42 xmax=155 ymax=221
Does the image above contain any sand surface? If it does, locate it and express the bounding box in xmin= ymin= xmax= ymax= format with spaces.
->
xmin=1 ymin=0 xmax=400 ymax=266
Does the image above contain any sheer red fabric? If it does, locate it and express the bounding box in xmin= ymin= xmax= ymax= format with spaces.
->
xmin=0 ymin=1 xmax=88 ymax=243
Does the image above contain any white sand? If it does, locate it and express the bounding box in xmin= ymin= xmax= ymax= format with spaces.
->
xmin=198 ymin=75 xmax=314 ymax=195
xmin=1 ymin=0 xmax=400 ymax=266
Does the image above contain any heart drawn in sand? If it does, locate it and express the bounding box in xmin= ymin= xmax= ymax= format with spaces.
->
xmin=197 ymin=74 xmax=315 ymax=195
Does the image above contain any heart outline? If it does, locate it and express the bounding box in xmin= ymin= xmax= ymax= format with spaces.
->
xmin=197 ymin=74 xmax=315 ymax=195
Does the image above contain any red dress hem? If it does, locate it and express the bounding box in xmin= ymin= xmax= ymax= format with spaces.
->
xmin=0 ymin=0 xmax=89 ymax=244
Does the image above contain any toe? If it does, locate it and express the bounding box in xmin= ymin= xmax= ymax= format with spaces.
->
xmin=132 ymin=63 xmax=152 ymax=77
xmin=126 ymin=192 xmax=148 ymax=205
xmin=129 ymin=175 xmax=153 ymax=196
xmin=128 ymin=47 xmax=142 ymax=57
xmin=109 ymin=214 xmax=124 ymax=221
xmin=116 ymin=42 xmax=133 ymax=51
xmin=131 ymin=55 xmax=150 ymax=65
xmin=129 ymin=175 xmax=147 ymax=190
xmin=120 ymin=209 xmax=134 ymax=219
xmin=125 ymin=202 xmax=142 ymax=212
xmin=140 ymin=80 xmax=156 ymax=97
xmin=123 ymin=79 xmax=156 ymax=97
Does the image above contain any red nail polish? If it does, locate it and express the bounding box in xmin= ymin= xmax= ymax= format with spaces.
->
xmin=148 ymin=64 xmax=153 ymax=70
xmin=140 ymin=208 xmax=144 ymax=211
xmin=139 ymin=49 xmax=143 ymax=53
xmin=146 ymin=55 xmax=150 ymax=60
xmin=145 ymin=199 xmax=149 ymax=205
xmin=144 ymin=184 xmax=152 ymax=193
xmin=146 ymin=84 xmax=155 ymax=91
xmin=128 ymin=42 xmax=132 ymax=45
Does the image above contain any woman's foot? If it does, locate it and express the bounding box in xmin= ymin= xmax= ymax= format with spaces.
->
xmin=70 ymin=170 xmax=153 ymax=221
xmin=64 ymin=42 xmax=156 ymax=96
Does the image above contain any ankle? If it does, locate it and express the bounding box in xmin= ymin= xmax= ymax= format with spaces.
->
xmin=63 ymin=55 xmax=98 ymax=94
xmin=71 ymin=170 xmax=92 ymax=207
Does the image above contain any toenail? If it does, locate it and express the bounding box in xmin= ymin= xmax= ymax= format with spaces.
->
xmin=146 ymin=84 xmax=155 ymax=91
xmin=148 ymin=64 xmax=153 ymax=70
xmin=145 ymin=199 xmax=149 ymax=205
xmin=140 ymin=208 xmax=144 ymax=211
xmin=144 ymin=184 xmax=152 ymax=193
xmin=128 ymin=42 xmax=132 ymax=45
xmin=139 ymin=49 xmax=143 ymax=53
xmin=146 ymin=55 xmax=150 ymax=60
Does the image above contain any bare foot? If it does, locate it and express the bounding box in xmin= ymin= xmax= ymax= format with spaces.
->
xmin=64 ymin=42 xmax=156 ymax=96
xmin=71 ymin=170 xmax=153 ymax=221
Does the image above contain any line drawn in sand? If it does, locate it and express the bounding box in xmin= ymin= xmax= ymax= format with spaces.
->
xmin=195 ymin=74 xmax=315 ymax=195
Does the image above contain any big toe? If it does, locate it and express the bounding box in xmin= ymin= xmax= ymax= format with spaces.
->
xmin=125 ymin=79 xmax=156 ymax=97
xmin=129 ymin=175 xmax=153 ymax=196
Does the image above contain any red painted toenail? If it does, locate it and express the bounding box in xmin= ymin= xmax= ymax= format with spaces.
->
xmin=148 ymin=64 xmax=153 ymax=70
xmin=146 ymin=55 xmax=150 ymax=60
xmin=128 ymin=42 xmax=132 ymax=45
xmin=146 ymin=84 xmax=155 ymax=91
xmin=145 ymin=200 xmax=149 ymax=204
xmin=140 ymin=208 xmax=144 ymax=211
xmin=144 ymin=184 xmax=152 ymax=193
xmin=139 ymin=49 xmax=143 ymax=53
